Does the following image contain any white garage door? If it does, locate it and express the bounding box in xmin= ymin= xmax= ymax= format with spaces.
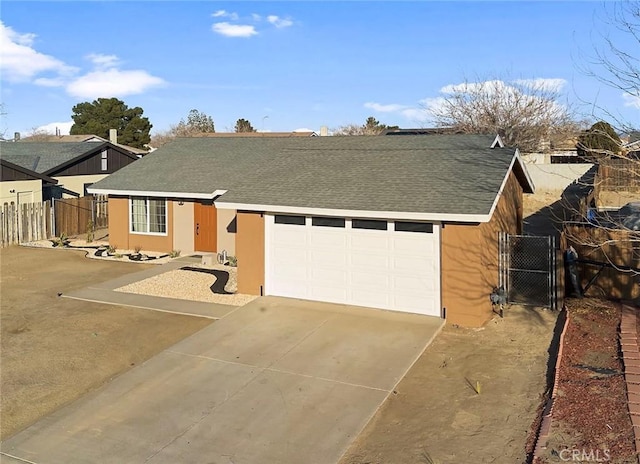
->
xmin=265 ymin=214 xmax=441 ymax=316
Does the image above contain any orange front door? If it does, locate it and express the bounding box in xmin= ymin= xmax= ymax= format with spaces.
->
xmin=194 ymin=201 xmax=217 ymax=252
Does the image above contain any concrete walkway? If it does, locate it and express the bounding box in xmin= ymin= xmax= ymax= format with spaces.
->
xmin=2 ymin=281 xmax=443 ymax=464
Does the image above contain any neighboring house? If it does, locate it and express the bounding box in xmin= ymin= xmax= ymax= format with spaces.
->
xmin=0 ymin=141 xmax=140 ymax=201
xmin=0 ymin=158 xmax=58 ymax=204
xmin=89 ymin=134 xmax=534 ymax=327
xmin=17 ymin=131 xmax=149 ymax=157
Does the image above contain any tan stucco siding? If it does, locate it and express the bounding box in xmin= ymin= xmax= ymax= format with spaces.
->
xmin=108 ymin=196 xmax=174 ymax=253
xmin=236 ymin=211 xmax=265 ymax=295
xmin=217 ymin=209 xmax=237 ymax=256
xmin=1 ymin=180 xmax=43 ymax=204
xmin=173 ymin=200 xmax=195 ymax=254
xmin=441 ymin=171 xmax=524 ymax=327
xmin=54 ymin=174 xmax=107 ymax=198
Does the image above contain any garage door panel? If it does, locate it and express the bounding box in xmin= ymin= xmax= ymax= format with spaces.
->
xmin=351 ymin=234 xmax=388 ymax=251
xmin=267 ymin=215 xmax=440 ymax=317
xmin=351 ymin=252 xmax=389 ymax=269
xmin=310 ymin=285 xmax=349 ymax=303
xmin=393 ymin=236 xmax=435 ymax=255
xmin=309 ymin=231 xmax=347 ymax=248
xmin=394 ymin=294 xmax=437 ymax=313
xmin=351 ymin=270 xmax=390 ymax=288
xmin=310 ymin=250 xmax=348 ymax=266
xmin=393 ymin=256 xmax=437 ymax=274
xmin=272 ymin=250 xmax=307 ymax=267
xmin=393 ymin=274 xmax=437 ymax=292
xmin=310 ymin=267 xmax=348 ymax=285
xmin=351 ymin=289 xmax=390 ymax=308
xmin=273 ymin=227 xmax=307 ymax=247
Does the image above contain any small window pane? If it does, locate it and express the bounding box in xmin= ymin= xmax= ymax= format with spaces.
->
xmin=275 ymin=215 xmax=305 ymax=225
xmin=131 ymin=197 xmax=148 ymax=232
xmin=312 ymin=217 xmax=345 ymax=228
xmin=352 ymin=219 xmax=387 ymax=230
xmin=149 ymin=199 xmax=166 ymax=233
xmin=395 ymin=221 xmax=433 ymax=233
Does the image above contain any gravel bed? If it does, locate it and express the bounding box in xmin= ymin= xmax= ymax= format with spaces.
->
xmin=114 ymin=268 xmax=257 ymax=306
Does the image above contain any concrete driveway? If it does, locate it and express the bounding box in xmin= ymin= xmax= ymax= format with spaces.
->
xmin=1 ymin=296 xmax=443 ymax=464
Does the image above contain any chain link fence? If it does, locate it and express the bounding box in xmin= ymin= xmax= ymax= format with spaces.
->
xmin=499 ymin=233 xmax=559 ymax=310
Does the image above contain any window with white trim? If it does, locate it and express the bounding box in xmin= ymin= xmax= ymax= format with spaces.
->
xmin=101 ymin=150 xmax=108 ymax=171
xmin=130 ymin=197 xmax=167 ymax=234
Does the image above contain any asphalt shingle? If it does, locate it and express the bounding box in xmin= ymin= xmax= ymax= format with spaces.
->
xmin=90 ymin=134 xmax=519 ymax=216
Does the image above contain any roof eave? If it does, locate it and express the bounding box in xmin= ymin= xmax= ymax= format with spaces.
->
xmin=214 ymin=202 xmax=492 ymax=223
xmin=86 ymin=187 xmax=227 ymax=200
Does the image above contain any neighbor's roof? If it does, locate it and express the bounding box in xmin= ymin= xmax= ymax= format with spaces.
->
xmin=89 ymin=134 xmax=534 ymax=221
xmin=0 ymin=158 xmax=59 ymax=184
xmin=19 ymin=134 xmax=108 ymax=143
xmin=0 ymin=141 xmax=137 ymax=174
xmin=18 ymin=134 xmax=149 ymax=155
xmin=194 ymin=131 xmax=318 ymax=138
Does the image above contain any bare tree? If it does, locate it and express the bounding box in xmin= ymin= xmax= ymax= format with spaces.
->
xmin=580 ymin=1 xmax=639 ymax=133
xmin=151 ymin=109 xmax=215 ymax=147
xmin=427 ymin=77 xmax=580 ymax=153
xmin=333 ymin=116 xmax=397 ymax=136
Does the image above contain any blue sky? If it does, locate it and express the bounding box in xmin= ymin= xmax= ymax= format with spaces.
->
xmin=1 ymin=1 xmax=638 ymax=137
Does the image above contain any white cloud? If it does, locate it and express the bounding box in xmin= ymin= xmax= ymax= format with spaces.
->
xmin=514 ymin=78 xmax=567 ymax=93
xmin=623 ymin=93 xmax=640 ymax=109
xmin=364 ymin=102 xmax=408 ymax=113
xmin=212 ymin=22 xmax=258 ymax=38
xmin=67 ymin=68 xmax=165 ymax=99
xmin=0 ymin=22 xmax=165 ymax=100
xmin=252 ymin=13 xmax=262 ymax=21
xmin=362 ymin=100 xmax=433 ymax=124
xmin=34 ymin=121 xmax=73 ymax=135
xmin=33 ymin=77 xmax=66 ymax=87
xmin=0 ymin=21 xmax=76 ymax=82
xmin=212 ymin=10 xmax=239 ymax=20
xmin=294 ymin=127 xmax=314 ymax=133
xmin=267 ymin=15 xmax=293 ymax=28
xmin=86 ymin=53 xmax=120 ymax=70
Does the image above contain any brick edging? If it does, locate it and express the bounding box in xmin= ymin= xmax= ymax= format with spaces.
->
xmin=533 ymin=310 xmax=570 ymax=459
xmin=619 ymin=304 xmax=640 ymax=464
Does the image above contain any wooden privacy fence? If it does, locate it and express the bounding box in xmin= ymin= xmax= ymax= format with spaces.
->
xmin=597 ymin=158 xmax=640 ymax=192
xmin=0 ymin=201 xmax=53 ymax=247
xmin=54 ymin=195 xmax=108 ymax=237
xmin=562 ymin=223 xmax=640 ymax=300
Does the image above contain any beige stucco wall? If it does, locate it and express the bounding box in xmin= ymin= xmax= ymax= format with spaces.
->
xmin=54 ymin=174 xmax=107 ymax=198
xmin=217 ymin=208 xmax=237 ymax=256
xmin=173 ymin=200 xmax=195 ymax=254
xmin=0 ymin=180 xmax=43 ymax=204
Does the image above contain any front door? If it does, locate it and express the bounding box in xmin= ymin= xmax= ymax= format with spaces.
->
xmin=194 ymin=201 xmax=217 ymax=252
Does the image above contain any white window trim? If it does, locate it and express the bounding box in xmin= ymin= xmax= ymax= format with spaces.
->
xmin=129 ymin=197 xmax=168 ymax=236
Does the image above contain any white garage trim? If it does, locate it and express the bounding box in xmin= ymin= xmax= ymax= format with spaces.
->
xmin=265 ymin=214 xmax=442 ymax=317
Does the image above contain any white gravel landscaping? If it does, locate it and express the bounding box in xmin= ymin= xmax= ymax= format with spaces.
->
xmin=114 ymin=268 xmax=258 ymax=306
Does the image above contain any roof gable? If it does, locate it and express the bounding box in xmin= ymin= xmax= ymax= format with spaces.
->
xmin=0 ymin=142 xmax=139 ymax=175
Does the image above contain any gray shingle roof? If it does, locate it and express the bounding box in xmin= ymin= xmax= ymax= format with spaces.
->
xmin=0 ymin=142 xmax=104 ymax=174
xmin=90 ymin=134 xmax=523 ymax=217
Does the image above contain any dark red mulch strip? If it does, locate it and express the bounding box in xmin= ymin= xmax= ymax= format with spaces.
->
xmin=549 ymin=298 xmax=636 ymax=462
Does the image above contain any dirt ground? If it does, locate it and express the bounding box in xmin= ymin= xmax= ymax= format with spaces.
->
xmin=340 ymin=305 xmax=559 ymax=464
xmin=0 ymin=246 xmax=212 ymax=440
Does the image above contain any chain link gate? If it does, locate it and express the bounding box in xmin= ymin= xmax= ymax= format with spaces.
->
xmin=499 ymin=233 xmax=558 ymax=310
